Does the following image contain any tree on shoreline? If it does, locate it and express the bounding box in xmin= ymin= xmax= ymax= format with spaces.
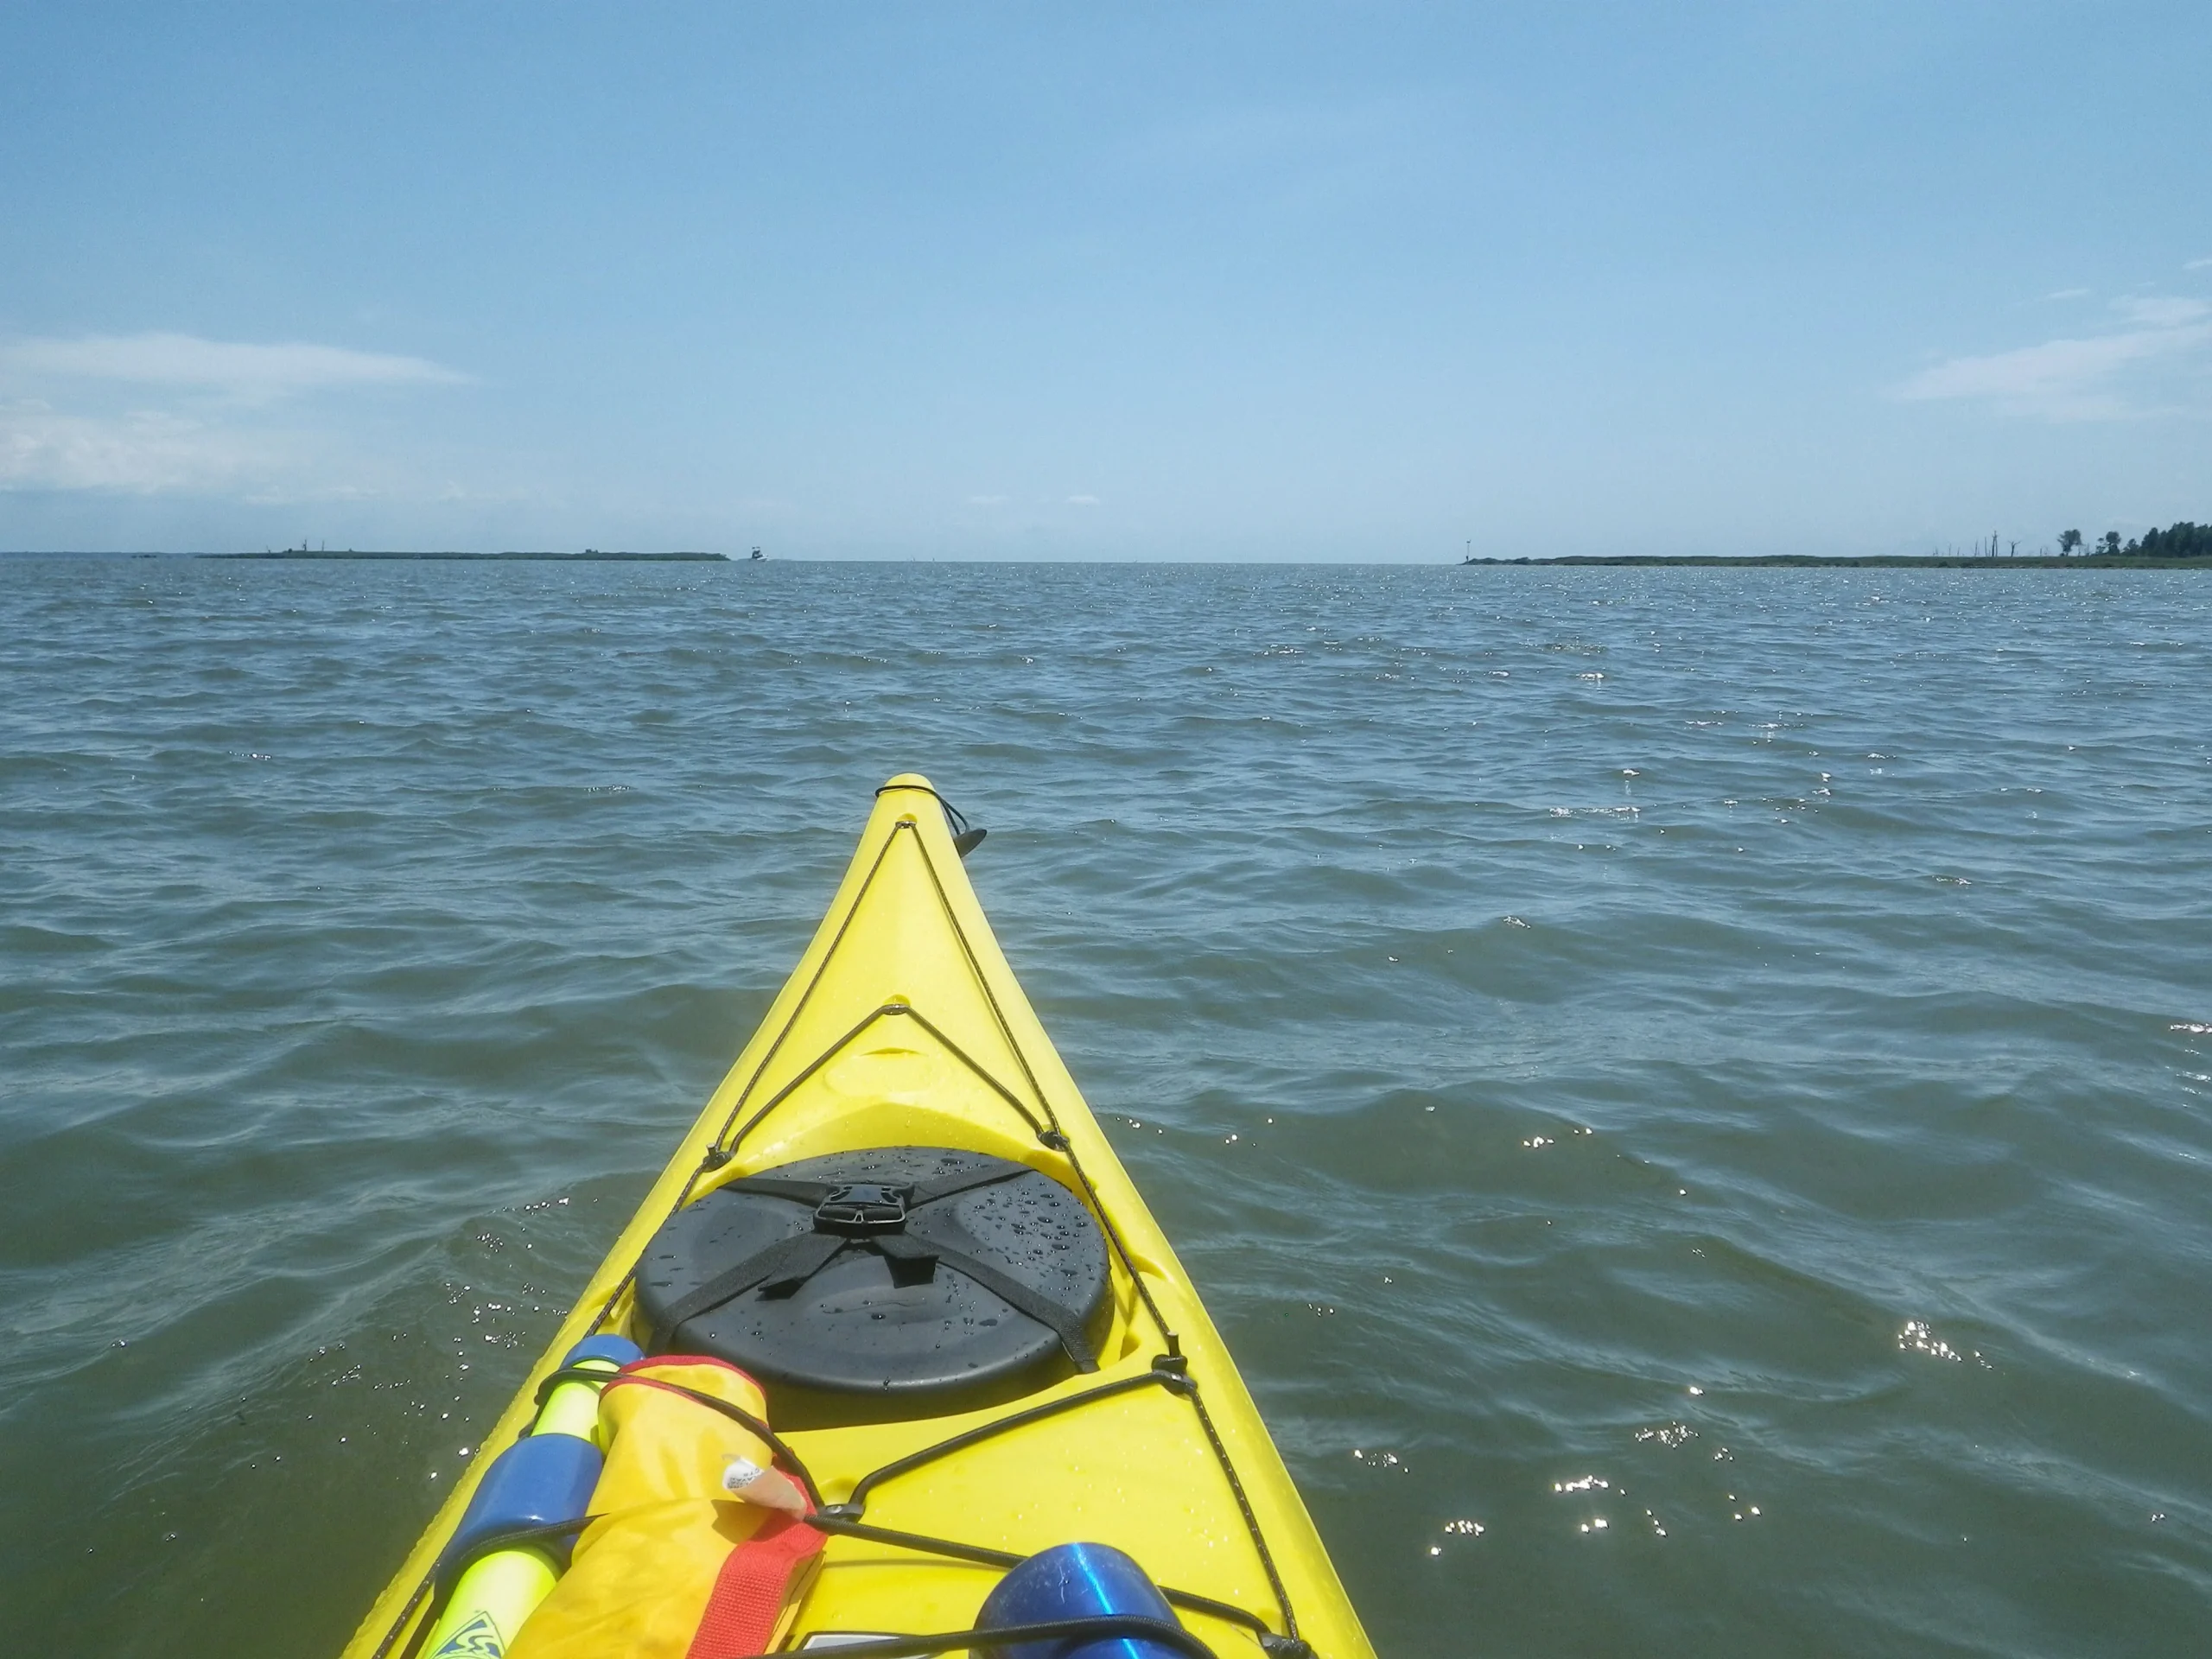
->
xmin=2136 ymin=521 xmax=2212 ymax=558
xmin=2037 ymin=522 xmax=2212 ymax=558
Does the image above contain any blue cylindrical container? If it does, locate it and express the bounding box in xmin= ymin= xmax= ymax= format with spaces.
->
xmin=433 ymin=1332 xmax=644 ymax=1585
xmin=563 ymin=1334 xmax=646 ymax=1370
xmin=975 ymin=1541 xmax=1186 ymax=1659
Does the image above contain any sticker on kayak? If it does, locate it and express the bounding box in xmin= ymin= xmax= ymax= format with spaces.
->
xmin=429 ymin=1611 xmax=507 ymax=1657
xmin=799 ymin=1637 xmax=900 ymax=1650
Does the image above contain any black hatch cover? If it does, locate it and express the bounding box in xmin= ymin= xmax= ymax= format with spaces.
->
xmin=634 ymin=1147 xmax=1109 ymax=1420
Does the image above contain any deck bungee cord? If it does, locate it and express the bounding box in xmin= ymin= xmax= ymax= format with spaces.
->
xmin=349 ymin=779 xmax=1367 ymax=1659
xmin=599 ymin=804 xmax=1307 ymax=1643
xmin=405 ymin=1362 xmax=1289 ymax=1658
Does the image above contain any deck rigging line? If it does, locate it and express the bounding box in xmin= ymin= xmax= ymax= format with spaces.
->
xmin=374 ymin=797 xmax=1311 ymax=1659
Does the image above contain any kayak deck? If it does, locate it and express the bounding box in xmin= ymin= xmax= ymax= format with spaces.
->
xmin=342 ymin=775 xmax=1373 ymax=1659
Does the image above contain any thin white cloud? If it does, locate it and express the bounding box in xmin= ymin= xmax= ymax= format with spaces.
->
xmin=1 ymin=332 xmax=468 ymax=399
xmin=2113 ymin=296 xmax=2209 ymax=327
xmin=2187 ymin=257 xmax=2212 ymax=270
xmin=2043 ymin=287 xmax=2090 ymax=301
xmin=0 ymin=332 xmax=472 ymax=496
xmin=0 ymin=402 xmax=271 ymax=493
xmin=967 ymin=493 xmax=1008 ymax=505
xmin=0 ymin=399 xmax=448 ymax=501
xmin=1066 ymin=493 xmax=1101 ymax=506
xmin=1897 ymin=297 xmax=2212 ymax=420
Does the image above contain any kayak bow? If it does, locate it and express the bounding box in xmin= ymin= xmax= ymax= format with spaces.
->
xmin=342 ymin=774 xmax=1374 ymax=1659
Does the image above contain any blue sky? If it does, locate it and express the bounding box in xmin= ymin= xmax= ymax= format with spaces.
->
xmin=2 ymin=3 xmax=2206 ymax=558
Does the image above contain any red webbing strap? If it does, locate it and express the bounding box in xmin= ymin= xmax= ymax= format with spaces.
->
xmin=683 ymin=1510 xmax=826 ymax=1659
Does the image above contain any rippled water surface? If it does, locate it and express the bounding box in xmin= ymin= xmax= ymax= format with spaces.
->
xmin=3 ymin=557 xmax=2209 ymax=1657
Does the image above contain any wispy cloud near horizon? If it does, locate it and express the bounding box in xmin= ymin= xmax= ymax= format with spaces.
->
xmin=1 ymin=404 xmax=255 ymax=493
xmin=1 ymin=333 xmax=470 ymax=401
xmin=1896 ymin=297 xmax=2212 ymax=420
xmin=0 ymin=333 xmax=471 ymax=495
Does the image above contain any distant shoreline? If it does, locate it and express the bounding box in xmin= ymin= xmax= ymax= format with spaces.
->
xmin=1463 ymin=553 xmax=2210 ymax=569
xmin=3 ymin=549 xmax=2202 ymax=568
xmin=201 ymin=550 xmax=730 ymax=563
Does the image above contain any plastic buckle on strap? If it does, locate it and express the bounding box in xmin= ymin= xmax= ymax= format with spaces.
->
xmin=814 ymin=1184 xmax=910 ymax=1236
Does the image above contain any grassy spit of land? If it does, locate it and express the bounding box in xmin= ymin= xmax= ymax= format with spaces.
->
xmin=1465 ymin=554 xmax=2209 ymax=569
xmin=203 ymin=550 xmax=729 ymax=562
xmin=1469 ymin=520 xmax=2212 ymax=568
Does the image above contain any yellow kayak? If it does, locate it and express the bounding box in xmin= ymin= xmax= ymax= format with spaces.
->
xmin=342 ymin=775 xmax=1374 ymax=1659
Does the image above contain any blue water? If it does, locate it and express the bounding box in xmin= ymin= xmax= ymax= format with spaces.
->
xmin=2 ymin=557 xmax=2208 ymax=1656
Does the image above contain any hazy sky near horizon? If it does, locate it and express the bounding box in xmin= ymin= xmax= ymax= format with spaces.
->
xmin=3 ymin=3 xmax=2207 ymax=559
